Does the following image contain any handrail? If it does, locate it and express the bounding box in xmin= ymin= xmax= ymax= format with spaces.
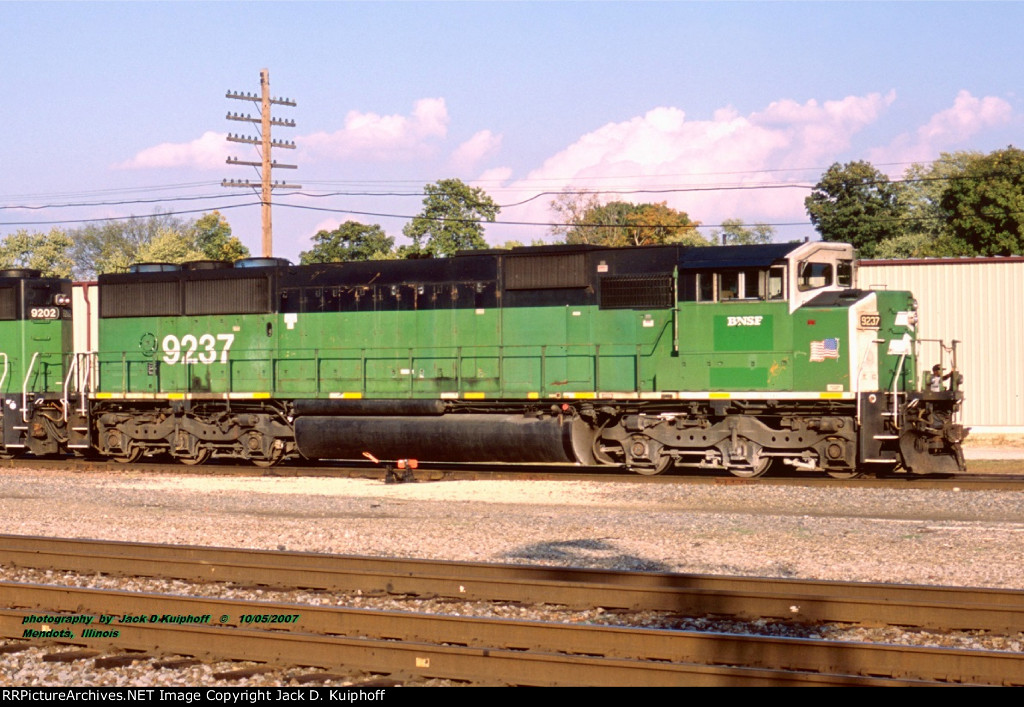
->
xmin=82 ymin=353 xmax=96 ymax=416
xmin=672 ymin=265 xmax=680 ymax=354
xmin=93 ymin=340 xmax=688 ymax=399
xmin=21 ymin=352 xmax=40 ymax=423
xmin=0 ymin=353 xmax=7 ymax=396
xmin=914 ymin=338 xmax=962 ymax=393
xmin=891 ymin=351 xmax=907 ymax=432
xmin=60 ymin=352 xmax=94 ymax=421
xmin=61 ymin=354 xmax=78 ymax=422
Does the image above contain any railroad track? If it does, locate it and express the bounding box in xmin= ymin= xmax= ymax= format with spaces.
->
xmin=1 ymin=535 xmax=1022 ymax=685
xmin=3 ymin=534 xmax=1023 ymax=633
xmin=2 ymin=581 xmax=1020 ymax=686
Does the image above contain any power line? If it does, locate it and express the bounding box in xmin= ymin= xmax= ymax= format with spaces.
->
xmin=1 ymin=157 xmax=1019 ymax=230
xmin=0 ymin=192 xmax=252 ymax=211
xmin=0 ymin=182 xmax=223 ymax=201
xmin=2 ymin=161 xmax=1019 ymax=214
xmin=0 ymin=202 xmax=260 ymax=227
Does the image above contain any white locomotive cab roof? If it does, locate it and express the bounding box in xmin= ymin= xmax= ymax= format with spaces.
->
xmin=785 ymin=241 xmax=857 ymax=313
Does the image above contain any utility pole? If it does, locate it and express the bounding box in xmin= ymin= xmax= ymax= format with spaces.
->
xmin=223 ymin=68 xmax=299 ymax=257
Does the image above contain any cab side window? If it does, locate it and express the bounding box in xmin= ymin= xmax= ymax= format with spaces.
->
xmin=768 ymin=266 xmax=785 ymax=300
xmin=798 ymin=262 xmax=833 ymax=291
xmin=718 ymin=271 xmax=739 ymax=300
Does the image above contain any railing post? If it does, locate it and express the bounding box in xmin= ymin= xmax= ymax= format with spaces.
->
xmin=456 ymin=346 xmax=462 ymax=396
xmin=314 ymin=349 xmax=320 ymax=396
xmin=635 ymin=344 xmax=642 ymax=393
xmin=540 ymin=345 xmax=546 ymax=398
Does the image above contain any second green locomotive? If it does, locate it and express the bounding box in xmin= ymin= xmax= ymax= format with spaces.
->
xmin=0 ymin=268 xmax=86 ymax=458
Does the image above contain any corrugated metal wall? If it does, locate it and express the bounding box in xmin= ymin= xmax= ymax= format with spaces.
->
xmin=858 ymin=258 xmax=1024 ymax=432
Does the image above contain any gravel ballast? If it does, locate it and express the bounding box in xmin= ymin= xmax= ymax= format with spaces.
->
xmin=1 ymin=468 xmax=1021 ymax=586
xmin=1 ymin=466 xmax=1022 ymax=686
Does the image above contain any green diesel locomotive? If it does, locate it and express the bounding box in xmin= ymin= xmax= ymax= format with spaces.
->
xmin=0 ymin=269 xmax=89 ymax=458
xmin=84 ymin=241 xmax=966 ymax=477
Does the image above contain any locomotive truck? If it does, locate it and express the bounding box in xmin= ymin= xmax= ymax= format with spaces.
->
xmin=1 ymin=241 xmax=967 ymax=476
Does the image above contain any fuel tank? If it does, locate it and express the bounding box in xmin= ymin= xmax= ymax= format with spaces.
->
xmin=294 ymin=413 xmax=597 ymax=465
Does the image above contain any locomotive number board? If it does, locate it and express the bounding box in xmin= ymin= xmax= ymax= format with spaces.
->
xmin=859 ymin=313 xmax=881 ymax=329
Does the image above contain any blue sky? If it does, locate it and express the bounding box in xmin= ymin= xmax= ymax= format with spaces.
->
xmin=1 ymin=1 xmax=1021 ymax=263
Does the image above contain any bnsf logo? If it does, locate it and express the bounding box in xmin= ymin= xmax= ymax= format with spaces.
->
xmin=727 ymin=316 xmax=764 ymax=327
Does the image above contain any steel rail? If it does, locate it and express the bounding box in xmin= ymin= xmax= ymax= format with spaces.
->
xmin=2 ymin=534 xmax=1023 ymax=633
xmin=4 ymin=584 xmax=1017 ymax=686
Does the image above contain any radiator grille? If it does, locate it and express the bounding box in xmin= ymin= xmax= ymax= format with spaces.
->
xmin=600 ymin=275 xmax=674 ymax=309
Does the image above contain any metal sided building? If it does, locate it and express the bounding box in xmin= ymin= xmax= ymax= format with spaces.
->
xmin=858 ymin=256 xmax=1024 ymax=433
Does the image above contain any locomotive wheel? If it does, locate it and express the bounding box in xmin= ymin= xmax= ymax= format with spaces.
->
xmin=177 ymin=447 xmax=213 ymax=466
xmin=591 ymin=421 xmax=620 ymax=466
xmin=726 ymin=448 xmax=772 ymax=479
xmin=625 ymin=436 xmax=674 ymax=476
xmin=825 ymin=468 xmax=864 ymax=479
xmin=111 ymin=447 xmax=144 ymax=464
xmin=631 ymin=452 xmax=673 ymax=476
xmin=250 ymin=449 xmax=284 ymax=468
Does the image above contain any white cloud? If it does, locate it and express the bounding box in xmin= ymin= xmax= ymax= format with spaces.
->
xmin=494 ymin=93 xmax=897 ymax=240
xmin=750 ymin=91 xmax=897 ymax=168
xmin=475 ymin=166 xmax=513 ymax=184
xmin=116 ymin=98 xmax=452 ymax=171
xmin=450 ymin=130 xmax=503 ymax=170
xmin=114 ymin=131 xmax=229 ymax=170
xmin=312 ymin=218 xmax=343 ymax=235
xmin=869 ymin=91 xmax=1013 ymax=166
xmin=299 ymin=98 xmax=449 ymax=162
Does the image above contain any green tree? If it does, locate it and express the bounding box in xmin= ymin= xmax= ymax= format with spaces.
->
xmin=549 ymin=192 xmax=705 ymax=247
xmin=872 ymin=232 xmax=936 ymax=259
xmin=0 ymin=228 xmax=75 ymax=278
xmin=135 ymin=229 xmax=206 ymax=264
xmin=548 ymin=190 xmax=604 ymax=244
xmin=495 ymin=238 xmax=548 ymax=249
xmin=626 ymin=202 xmax=705 ymax=246
xmin=70 ymin=212 xmax=189 ymax=278
xmin=299 ymin=221 xmax=395 ymax=263
xmin=710 ymin=218 xmax=775 ymax=245
xmin=403 ymin=179 xmax=500 ymax=257
xmin=191 ymin=211 xmax=249 ymax=262
xmin=69 ymin=211 xmax=246 ymax=277
xmin=805 ymin=161 xmax=907 ymax=258
xmin=940 ymin=146 xmax=1024 ymax=256
xmin=874 ymin=152 xmax=985 ymax=258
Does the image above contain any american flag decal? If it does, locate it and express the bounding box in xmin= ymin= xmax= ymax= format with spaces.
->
xmin=810 ymin=338 xmax=840 ymax=362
